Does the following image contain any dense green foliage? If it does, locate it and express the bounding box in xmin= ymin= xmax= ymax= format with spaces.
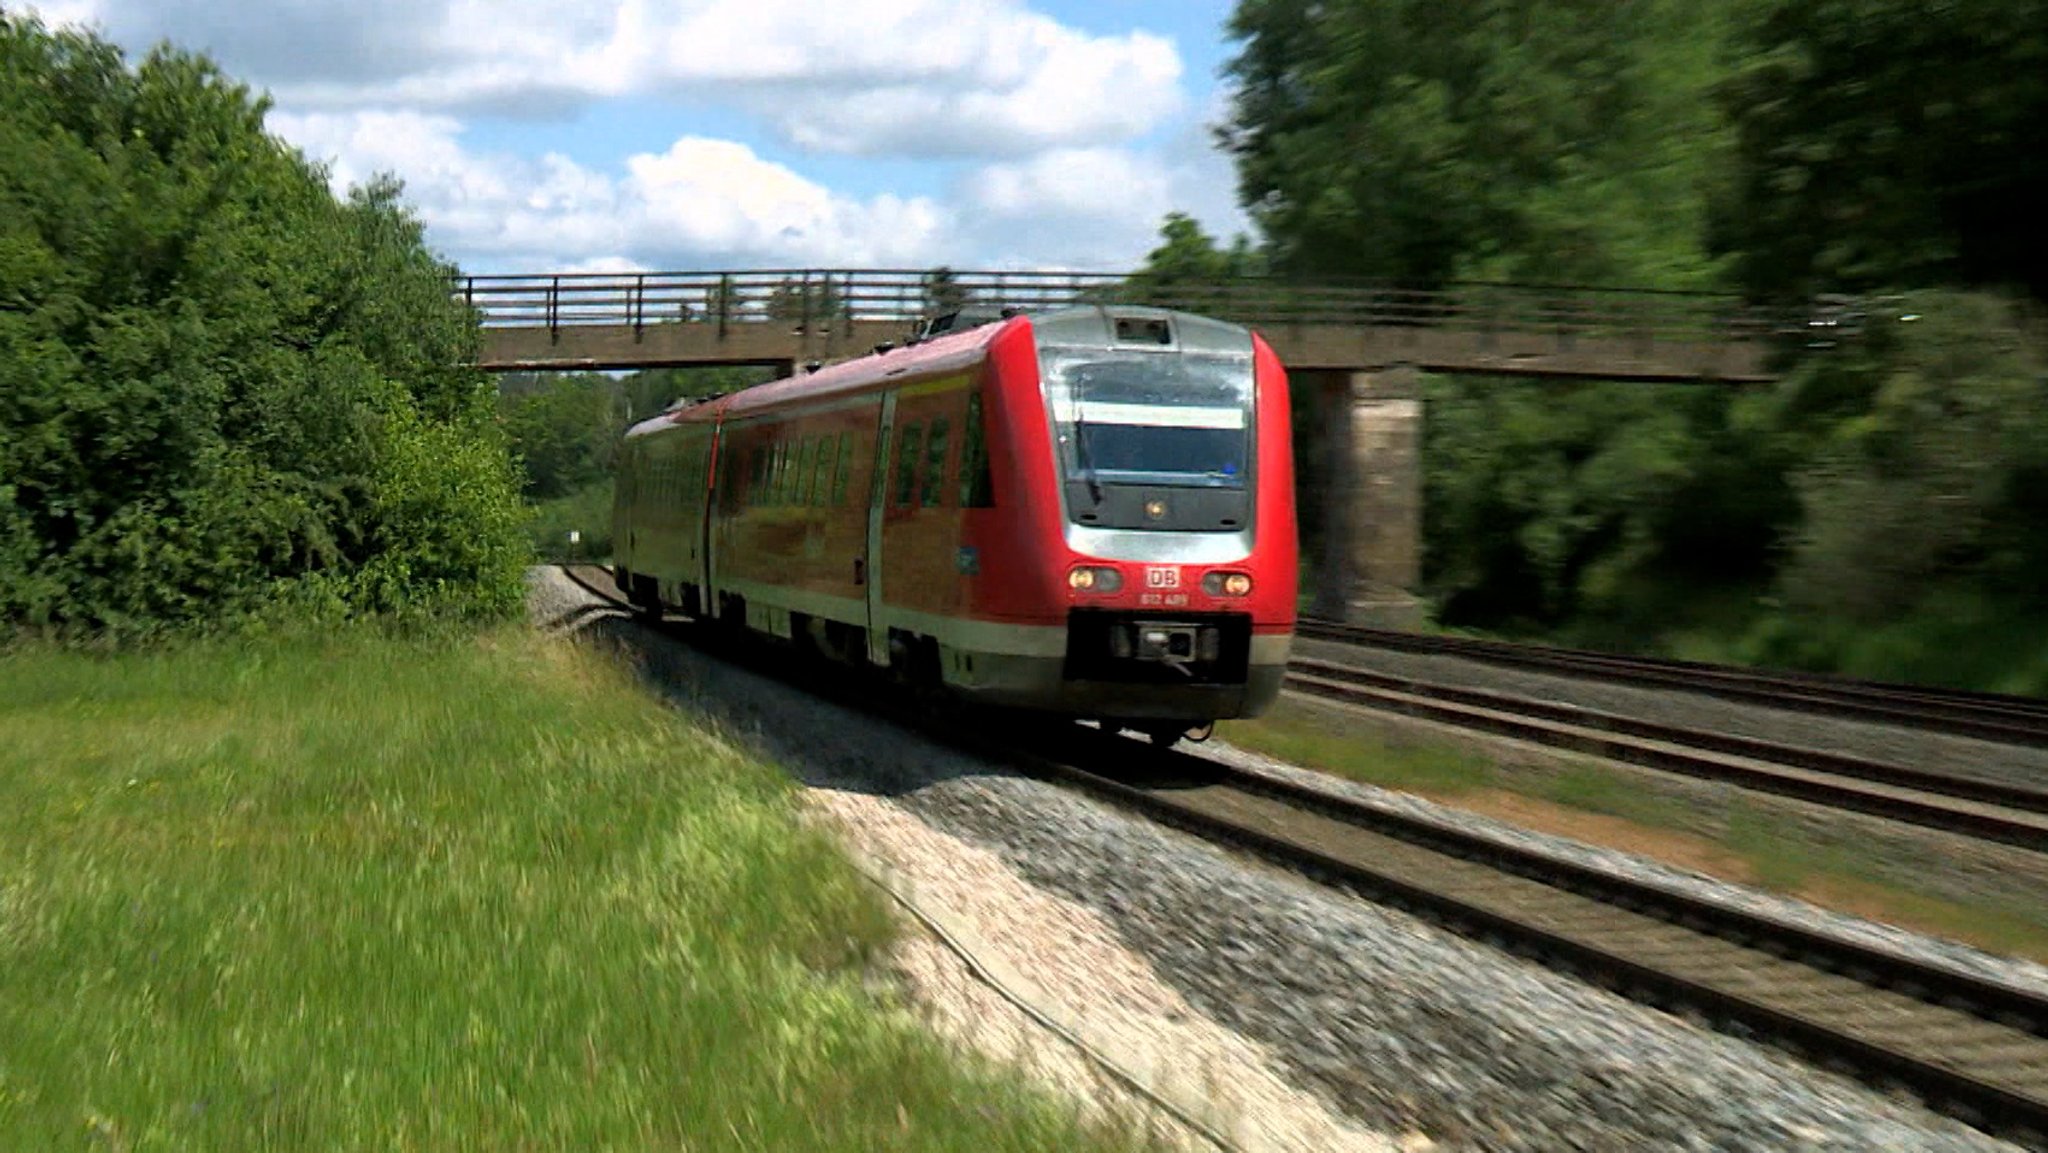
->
xmin=1221 ymin=0 xmax=1736 ymax=288
xmin=1714 ymin=0 xmax=2048 ymax=302
xmin=1200 ymin=0 xmax=2048 ymax=691
xmin=0 ymin=13 xmax=526 ymax=634
xmin=496 ymin=365 xmax=772 ymax=560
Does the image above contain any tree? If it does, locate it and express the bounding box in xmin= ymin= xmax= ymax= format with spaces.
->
xmin=1714 ymin=0 xmax=2048 ymax=303
xmin=921 ymin=266 xmax=972 ymax=316
xmin=0 ymin=12 xmax=526 ymax=631
xmin=497 ymin=373 xmax=618 ymax=500
xmin=1218 ymin=0 xmax=1738 ymax=290
xmin=1122 ymin=213 xmax=1264 ymax=314
xmin=763 ymin=275 xmax=848 ymax=328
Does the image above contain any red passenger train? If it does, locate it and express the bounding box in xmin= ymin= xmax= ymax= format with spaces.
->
xmin=610 ymin=304 xmax=1298 ymax=745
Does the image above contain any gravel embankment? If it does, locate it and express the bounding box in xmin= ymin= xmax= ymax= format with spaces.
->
xmin=531 ymin=569 xmax=2025 ymax=1152
xmin=1196 ymin=735 xmax=2048 ymax=1000
xmin=1292 ymin=635 xmax=2048 ymax=791
xmin=811 ymin=793 xmax=1403 ymax=1153
xmin=1282 ymin=639 xmax=2048 ymax=916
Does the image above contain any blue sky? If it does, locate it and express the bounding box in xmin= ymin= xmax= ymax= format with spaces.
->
xmin=23 ymin=0 xmax=1254 ymax=276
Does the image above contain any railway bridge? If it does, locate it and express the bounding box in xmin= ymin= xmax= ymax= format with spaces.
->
xmin=459 ymin=268 xmax=1799 ymax=628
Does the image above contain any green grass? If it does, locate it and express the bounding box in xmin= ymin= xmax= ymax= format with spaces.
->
xmin=0 ymin=628 xmax=1165 ymax=1151
xmin=1532 ymin=766 xmax=1702 ymax=829
xmin=1720 ymin=808 xmax=2048 ymax=960
xmin=1219 ymin=698 xmax=1495 ymax=795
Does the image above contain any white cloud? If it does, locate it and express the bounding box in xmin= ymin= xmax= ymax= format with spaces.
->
xmin=955 ymin=148 xmax=1178 ymax=270
xmin=269 ymin=111 xmax=951 ymax=270
xmin=15 ymin=1 xmax=100 ymax=26
xmin=24 ymin=0 xmax=1248 ymax=275
xmin=30 ymin=0 xmax=1184 ymax=158
xmin=966 ymin=148 xmax=1172 ymax=222
xmin=1161 ymin=84 xmax=1256 ymax=246
xmin=624 ymin=138 xmax=949 ymax=265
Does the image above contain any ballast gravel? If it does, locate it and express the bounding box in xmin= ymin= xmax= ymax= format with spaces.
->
xmin=531 ymin=569 xmax=2025 ymax=1152
xmin=1195 ymin=734 xmax=2048 ymax=1002
xmin=810 ymin=793 xmax=1403 ymax=1153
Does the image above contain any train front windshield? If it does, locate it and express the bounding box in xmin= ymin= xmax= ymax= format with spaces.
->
xmin=1041 ymin=349 xmax=1254 ymax=490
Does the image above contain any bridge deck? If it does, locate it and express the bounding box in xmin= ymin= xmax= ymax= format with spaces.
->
xmin=476 ymin=320 xmax=1770 ymax=382
xmin=460 ymin=269 xmax=1784 ymax=383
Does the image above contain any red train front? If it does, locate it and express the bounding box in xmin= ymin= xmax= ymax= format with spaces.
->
xmin=613 ymin=304 xmax=1298 ymax=745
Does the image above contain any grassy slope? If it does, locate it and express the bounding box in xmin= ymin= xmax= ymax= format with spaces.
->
xmin=0 ymin=628 xmax=1160 ymax=1151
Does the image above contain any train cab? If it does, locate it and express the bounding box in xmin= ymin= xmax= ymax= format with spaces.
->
xmin=958 ymin=306 xmax=1299 ymax=739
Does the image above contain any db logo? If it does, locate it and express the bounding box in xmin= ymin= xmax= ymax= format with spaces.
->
xmin=1145 ymin=567 xmax=1180 ymax=589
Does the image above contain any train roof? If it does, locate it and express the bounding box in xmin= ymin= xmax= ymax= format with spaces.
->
xmin=720 ymin=309 xmax=1021 ymax=421
xmin=620 ymin=304 xmax=1258 ymax=439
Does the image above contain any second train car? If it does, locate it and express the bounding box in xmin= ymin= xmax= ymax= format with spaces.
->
xmin=611 ymin=304 xmax=1298 ymax=744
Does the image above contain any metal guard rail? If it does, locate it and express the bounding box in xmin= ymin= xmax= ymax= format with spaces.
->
xmin=451 ymin=268 xmax=1811 ymax=343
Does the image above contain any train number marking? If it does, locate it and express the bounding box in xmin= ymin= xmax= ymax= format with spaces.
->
xmin=1145 ymin=566 xmax=1180 ymax=589
xmin=1139 ymin=593 xmax=1188 ymax=607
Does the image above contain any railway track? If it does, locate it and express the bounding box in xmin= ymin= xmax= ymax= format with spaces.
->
xmin=1284 ymin=657 xmax=2048 ymax=853
xmin=1297 ymin=618 xmax=2048 ymax=749
xmin=554 ymin=565 xmax=2048 ymax=1147
xmin=1024 ymin=733 xmax=2048 ymax=1149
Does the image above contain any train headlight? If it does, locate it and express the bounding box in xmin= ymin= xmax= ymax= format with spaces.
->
xmin=1068 ymin=566 xmax=1123 ymax=592
xmin=1202 ymin=571 xmax=1253 ymax=596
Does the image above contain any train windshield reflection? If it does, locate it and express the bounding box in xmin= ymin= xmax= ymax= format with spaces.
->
xmin=1040 ymin=350 xmax=1254 ymax=489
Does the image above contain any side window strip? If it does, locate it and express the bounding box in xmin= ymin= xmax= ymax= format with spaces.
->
xmin=832 ymin=430 xmax=852 ymax=505
xmin=895 ymin=423 xmax=923 ymax=507
xmin=960 ymin=389 xmax=995 ymax=508
xmin=921 ymin=417 xmax=950 ymax=507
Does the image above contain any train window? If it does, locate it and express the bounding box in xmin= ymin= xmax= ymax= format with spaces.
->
xmin=774 ymin=439 xmax=790 ymax=505
xmin=895 ymin=423 xmax=923 ymax=507
xmin=873 ymin=428 xmax=893 ymax=507
xmin=795 ymin=437 xmax=816 ymax=506
xmin=802 ymin=436 xmax=827 ymax=507
xmin=960 ymin=390 xmax=995 ymax=507
xmin=751 ymin=445 xmax=767 ymax=506
xmin=832 ymin=431 xmax=852 ymax=505
xmin=921 ymin=418 xmax=949 ymax=507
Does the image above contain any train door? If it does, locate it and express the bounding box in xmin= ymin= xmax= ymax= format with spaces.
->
xmin=864 ymin=392 xmax=897 ymax=665
xmin=696 ymin=425 xmax=720 ymax=614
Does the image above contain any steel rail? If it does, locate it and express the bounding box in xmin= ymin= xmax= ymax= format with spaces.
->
xmin=554 ymin=564 xmax=2047 ymax=1148
xmin=1297 ymin=619 xmax=2048 ymax=748
xmin=1285 ymin=659 xmax=2048 ymax=853
xmin=1019 ymin=736 xmax=2048 ymax=1151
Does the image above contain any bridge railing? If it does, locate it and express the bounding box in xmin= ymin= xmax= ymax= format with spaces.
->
xmin=453 ymin=269 xmax=1790 ymax=345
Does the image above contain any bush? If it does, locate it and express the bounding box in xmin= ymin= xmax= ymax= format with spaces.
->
xmin=0 ymin=13 xmax=527 ymax=635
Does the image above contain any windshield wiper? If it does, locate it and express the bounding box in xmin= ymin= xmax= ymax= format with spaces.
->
xmin=1068 ymin=381 xmax=1104 ymax=507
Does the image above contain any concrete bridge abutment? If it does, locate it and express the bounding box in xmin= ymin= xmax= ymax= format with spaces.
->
xmin=1297 ymin=366 xmax=1425 ymax=630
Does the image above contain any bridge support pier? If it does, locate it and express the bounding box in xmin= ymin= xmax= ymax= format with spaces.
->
xmin=1301 ymin=367 xmax=1425 ymax=630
